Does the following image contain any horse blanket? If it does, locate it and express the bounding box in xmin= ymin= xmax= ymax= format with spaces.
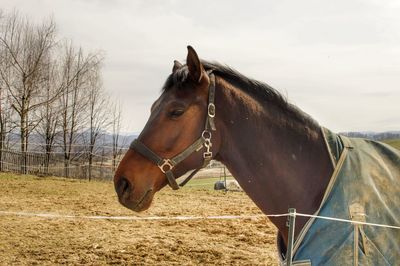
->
xmin=279 ymin=128 xmax=400 ymax=265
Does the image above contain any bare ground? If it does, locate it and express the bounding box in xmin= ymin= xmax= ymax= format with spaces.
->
xmin=0 ymin=173 xmax=278 ymax=265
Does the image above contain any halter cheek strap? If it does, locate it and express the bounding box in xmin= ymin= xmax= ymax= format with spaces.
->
xmin=129 ymin=73 xmax=217 ymax=190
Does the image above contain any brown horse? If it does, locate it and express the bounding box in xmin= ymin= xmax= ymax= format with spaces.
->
xmin=114 ymin=46 xmax=334 ymax=248
xmin=114 ymin=47 xmax=400 ymax=264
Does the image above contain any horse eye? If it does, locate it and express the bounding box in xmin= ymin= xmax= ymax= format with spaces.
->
xmin=169 ymin=109 xmax=185 ymax=118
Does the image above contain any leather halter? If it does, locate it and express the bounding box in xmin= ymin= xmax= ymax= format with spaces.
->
xmin=129 ymin=72 xmax=217 ymax=190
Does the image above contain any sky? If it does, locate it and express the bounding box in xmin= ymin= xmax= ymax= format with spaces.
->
xmin=1 ymin=0 xmax=399 ymax=133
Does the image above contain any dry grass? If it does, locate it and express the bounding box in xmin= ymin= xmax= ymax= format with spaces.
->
xmin=0 ymin=173 xmax=278 ymax=265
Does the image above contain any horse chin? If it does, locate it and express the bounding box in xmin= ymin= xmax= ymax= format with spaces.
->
xmin=120 ymin=189 xmax=154 ymax=212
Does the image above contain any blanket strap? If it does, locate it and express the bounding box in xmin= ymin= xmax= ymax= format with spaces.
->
xmin=349 ymin=202 xmax=368 ymax=265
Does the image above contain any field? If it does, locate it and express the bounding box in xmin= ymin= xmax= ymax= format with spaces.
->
xmin=383 ymin=139 xmax=400 ymax=150
xmin=1 ymin=139 xmax=399 ymax=265
xmin=0 ymin=173 xmax=278 ymax=265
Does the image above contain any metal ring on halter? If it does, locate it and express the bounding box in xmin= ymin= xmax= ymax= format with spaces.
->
xmin=202 ymin=130 xmax=212 ymax=140
xmin=208 ymin=103 xmax=216 ymax=118
xmin=158 ymin=159 xmax=174 ymax=173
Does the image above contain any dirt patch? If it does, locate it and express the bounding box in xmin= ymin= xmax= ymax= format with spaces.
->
xmin=0 ymin=173 xmax=278 ymax=265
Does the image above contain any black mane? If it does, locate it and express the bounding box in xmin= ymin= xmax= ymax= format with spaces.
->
xmin=163 ymin=60 xmax=319 ymax=129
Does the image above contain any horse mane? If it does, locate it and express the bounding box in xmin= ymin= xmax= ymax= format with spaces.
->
xmin=163 ymin=60 xmax=319 ymax=131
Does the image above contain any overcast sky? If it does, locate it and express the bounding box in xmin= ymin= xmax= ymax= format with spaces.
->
xmin=1 ymin=0 xmax=400 ymax=133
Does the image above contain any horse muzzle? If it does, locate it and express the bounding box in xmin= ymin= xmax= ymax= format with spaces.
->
xmin=115 ymin=177 xmax=154 ymax=212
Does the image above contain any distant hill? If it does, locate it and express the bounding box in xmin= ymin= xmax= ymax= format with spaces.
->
xmin=340 ymin=131 xmax=400 ymax=150
xmin=100 ymin=132 xmax=138 ymax=148
xmin=6 ymin=131 xmax=138 ymax=151
xmin=340 ymin=131 xmax=400 ymax=141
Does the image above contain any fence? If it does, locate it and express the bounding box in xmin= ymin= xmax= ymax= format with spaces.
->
xmin=0 ymin=149 xmax=117 ymax=180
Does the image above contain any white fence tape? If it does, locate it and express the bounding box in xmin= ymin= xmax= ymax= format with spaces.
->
xmin=264 ymin=212 xmax=400 ymax=230
xmin=0 ymin=210 xmax=265 ymax=221
xmin=1 ymin=210 xmax=399 ymax=229
xmin=293 ymin=212 xmax=400 ymax=230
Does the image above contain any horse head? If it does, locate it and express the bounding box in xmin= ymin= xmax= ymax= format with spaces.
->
xmin=114 ymin=46 xmax=221 ymax=212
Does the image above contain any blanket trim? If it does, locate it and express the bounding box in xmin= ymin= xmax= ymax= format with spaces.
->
xmin=280 ymin=128 xmax=353 ymax=264
xmin=293 ymin=129 xmax=353 ymax=255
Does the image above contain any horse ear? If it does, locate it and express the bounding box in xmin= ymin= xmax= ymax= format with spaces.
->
xmin=172 ymin=60 xmax=183 ymax=73
xmin=186 ymin=45 xmax=204 ymax=83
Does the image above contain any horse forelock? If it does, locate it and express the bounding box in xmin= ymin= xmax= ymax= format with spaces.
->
xmin=162 ymin=65 xmax=190 ymax=92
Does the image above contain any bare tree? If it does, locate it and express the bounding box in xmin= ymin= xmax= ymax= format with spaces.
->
xmin=34 ymin=56 xmax=61 ymax=174
xmin=58 ymin=42 xmax=101 ymax=177
xmin=111 ymin=100 xmax=126 ymax=172
xmin=0 ymin=10 xmax=110 ymax=179
xmin=0 ymin=11 xmax=57 ymax=173
xmin=0 ymin=10 xmax=18 ymax=170
xmin=84 ymin=64 xmax=109 ymax=181
xmin=0 ymin=11 xmax=9 ymax=168
xmin=0 ymin=85 xmax=15 ymax=171
xmin=0 ymin=76 xmax=14 ymax=171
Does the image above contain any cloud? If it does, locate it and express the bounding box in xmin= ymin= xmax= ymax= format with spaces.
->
xmin=1 ymin=0 xmax=399 ymax=132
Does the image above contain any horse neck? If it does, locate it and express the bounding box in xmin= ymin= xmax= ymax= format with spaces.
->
xmin=214 ymin=78 xmax=333 ymax=243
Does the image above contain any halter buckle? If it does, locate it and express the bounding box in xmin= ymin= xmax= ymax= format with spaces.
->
xmin=158 ymin=159 xmax=174 ymax=173
xmin=203 ymin=151 xmax=212 ymax=159
xmin=208 ymin=103 xmax=216 ymax=118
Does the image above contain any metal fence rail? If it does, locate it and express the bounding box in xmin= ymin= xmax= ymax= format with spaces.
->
xmin=0 ymin=149 xmax=116 ymax=180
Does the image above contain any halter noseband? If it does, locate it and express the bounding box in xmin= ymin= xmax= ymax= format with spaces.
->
xmin=129 ymin=72 xmax=217 ymax=190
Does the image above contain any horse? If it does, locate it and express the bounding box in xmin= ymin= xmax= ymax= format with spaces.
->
xmin=114 ymin=46 xmax=400 ymax=265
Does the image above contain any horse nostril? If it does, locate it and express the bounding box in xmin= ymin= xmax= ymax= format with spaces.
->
xmin=116 ymin=177 xmax=132 ymax=198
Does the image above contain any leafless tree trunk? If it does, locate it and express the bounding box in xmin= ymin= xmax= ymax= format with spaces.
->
xmin=0 ymin=11 xmax=10 ymax=171
xmin=0 ymin=86 xmax=14 ymax=172
xmin=0 ymin=11 xmax=56 ymax=173
xmin=34 ymin=57 xmax=60 ymax=174
xmin=58 ymin=42 xmax=100 ymax=177
xmin=85 ymin=64 xmax=109 ymax=181
xmin=111 ymin=100 xmax=126 ymax=172
xmin=0 ymin=18 xmax=16 ymax=171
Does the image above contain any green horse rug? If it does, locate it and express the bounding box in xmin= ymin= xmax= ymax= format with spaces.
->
xmin=279 ymin=128 xmax=400 ymax=265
